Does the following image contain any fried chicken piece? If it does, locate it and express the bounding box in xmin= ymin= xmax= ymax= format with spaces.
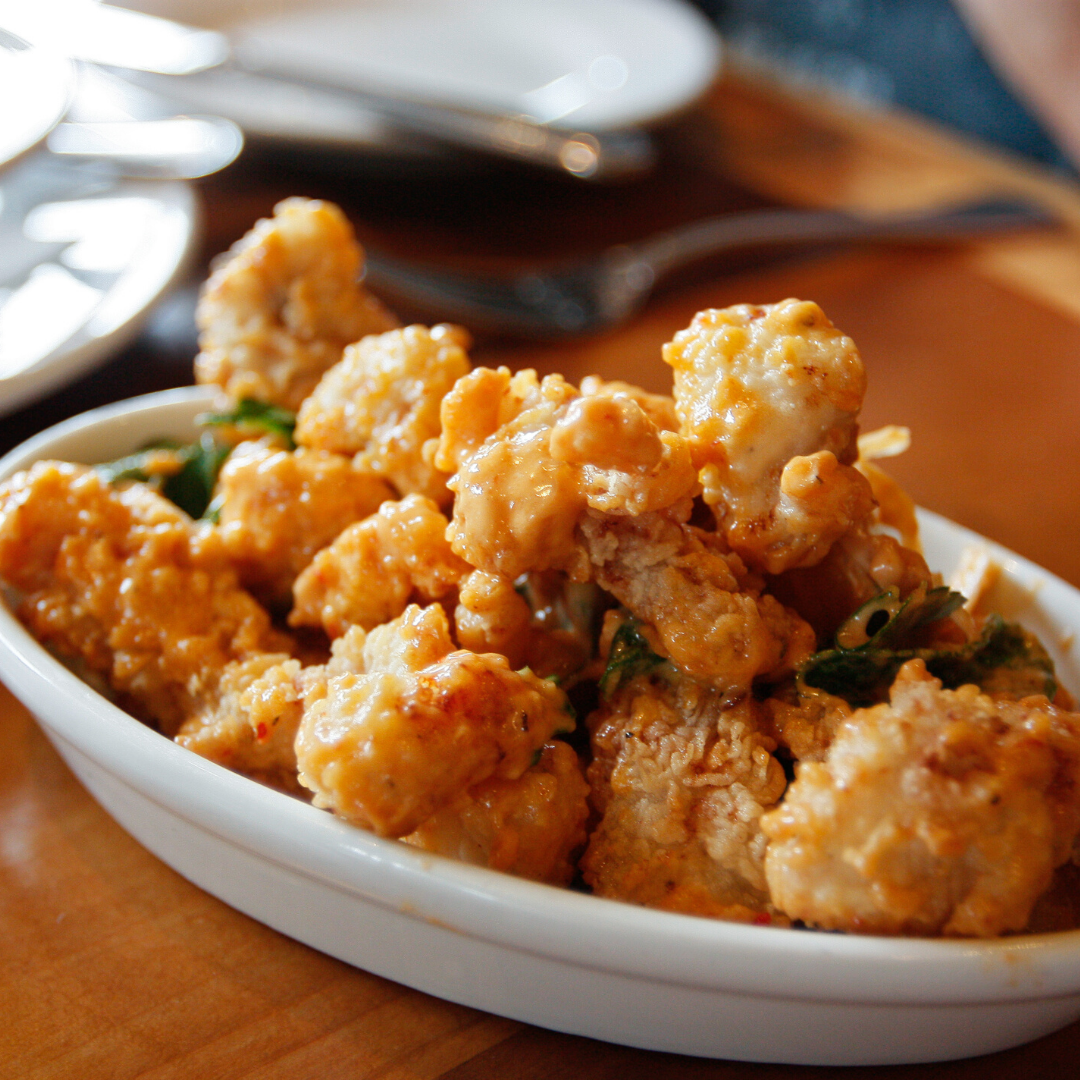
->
xmin=435 ymin=366 xmax=698 ymax=581
xmin=175 ymin=652 xmax=304 ymax=789
xmin=762 ymin=660 xmax=1080 ymax=936
xmin=580 ymin=509 xmax=815 ymax=698
xmin=454 ymin=568 xmax=597 ymax=682
xmin=295 ymin=604 xmax=574 ymax=837
xmin=294 ymin=323 xmax=470 ymax=505
xmin=213 ymin=440 xmax=394 ymax=606
xmin=290 ymin=494 xmax=469 ymax=637
xmin=761 ymin=686 xmax=853 ymax=764
xmin=453 ymin=569 xmax=533 ymax=667
xmin=578 ymin=375 xmax=681 ymax=432
xmin=435 ymin=367 xmax=584 ymax=580
xmin=403 ymin=740 xmax=590 ymax=885
xmin=664 ymin=300 xmax=873 ymax=574
xmin=582 ymin=645 xmax=788 ymax=921
xmin=0 ymin=461 xmax=291 ymax=735
xmin=195 ymin=198 xmax=398 ymax=411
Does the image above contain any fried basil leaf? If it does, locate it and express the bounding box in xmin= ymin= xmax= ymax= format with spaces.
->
xmin=833 ymin=585 xmax=965 ymax=651
xmin=200 ymin=398 xmax=297 ymax=448
xmin=97 ymin=432 xmax=231 ymax=520
xmin=160 ymin=433 xmax=232 ymax=519
xmin=599 ymin=618 xmax=669 ymax=699
xmin=801 ymin=597 xmax=1057 ymax=708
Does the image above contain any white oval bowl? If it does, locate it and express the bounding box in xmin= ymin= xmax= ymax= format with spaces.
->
xmin=2 ymin=386 xmax=1080 ymax=1067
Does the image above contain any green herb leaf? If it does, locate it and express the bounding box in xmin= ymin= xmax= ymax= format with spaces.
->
xmin=200 ymin=398 xmax=297 ymax=448
xmin=833 ymin=585 xmax=965 ymax=651
xmin=161 ymin=432 xmax=232 ymax=519
xmin=801 ymin=609 xmax=1057 ymax=708
xmin=97 ymin=432 xmax=232 ymax=520
xmin=599 ymin=618 xmax=668 ymax=699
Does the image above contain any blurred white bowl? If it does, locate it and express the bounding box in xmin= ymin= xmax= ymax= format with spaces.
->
xmin=0 ymin=156 xmax=197 ymax=416
xmin=0 ymin=30 xmax=73 ymax=168
xmin=2 ymin=386 xmax=1080 ymax=1066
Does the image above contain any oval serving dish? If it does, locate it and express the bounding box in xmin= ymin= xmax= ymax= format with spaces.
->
xmin=2 ymin=386 xmax=1080 ymax=1067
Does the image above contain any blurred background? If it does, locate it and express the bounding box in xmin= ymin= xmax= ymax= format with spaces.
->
xmin=1 ymin=0 xmax=1076 ymax=448
xmin=697 ymin=0 xmax=1075 ymax=174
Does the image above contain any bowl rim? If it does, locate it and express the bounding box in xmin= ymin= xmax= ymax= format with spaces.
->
xmin=4 ymin=386 xmax=1080 ymax=1008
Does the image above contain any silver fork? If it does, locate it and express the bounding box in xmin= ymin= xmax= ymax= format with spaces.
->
xmin=362 ymin=199 xmax=1057 ymax=337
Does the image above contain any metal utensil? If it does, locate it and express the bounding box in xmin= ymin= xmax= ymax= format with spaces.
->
xmin=0 ymin=0 xmax=228 ymax=75
xmin=128 ymin=66 xmax=655 ymax=181
xmin=5 ymin=1 xmax=654 ymax=180
xmin=46 ymin=114 xmax=244 ymax=180
xmin=362 ymin=199 xmax=1059 ymax=336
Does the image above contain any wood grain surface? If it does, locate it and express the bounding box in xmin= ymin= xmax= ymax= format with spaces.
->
xmin=3 ymin=64 xmax=1080 ymax=1078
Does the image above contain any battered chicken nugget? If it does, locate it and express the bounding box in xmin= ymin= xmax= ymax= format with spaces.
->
xmin=581 ymin=509 xmax=815 ymax=698
xmin=435 ymin=366 xmax=697 ymax=581
xmin=195 ymin=198 xmax=398 ymax=411
xmin=403 ymin=740 xmax=590 ymax=885
xmin=295 ymin=604 xmax=574 ymax=837
xmin=578 ymin=375 xmax=681 ymax=433
xmin=290 ymin=494 xmax=470 ymax=637
xmin=583 ymin=629 xmax=788 ymax=921
xmin=761 ymin=685 xmax=853 ymax=763
xmin=664 ymin=300 xmax=874 ymax=574
xmin=295 ymin=323 xmax=470 ymax=505
xmin=762 ymin=660 xmax=1080 ymax=936
xmin=0 ymin=461 xmax=290 ymax=735
xmin=175 ymin=652 xmax=304 ymax=789
xmin=454 ymin=569 xmax=595 ymax=681
xmin=453 ymin=569 xmax=533 ymax=667
xmin=214 ymin=440 xmax=394 ymax=606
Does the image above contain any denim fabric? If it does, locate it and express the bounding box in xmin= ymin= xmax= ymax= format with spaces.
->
xmin=694 ymin=0 xmax=1073 ymax=174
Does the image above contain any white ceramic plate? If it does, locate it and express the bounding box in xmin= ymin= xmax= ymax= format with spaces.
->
xmin=115 ymin=1 xmax=721 ymax=145
xmin=0 ymin=153 xmax=197 ymax=417
xmin=0 ymin=29 xmax=73 ymax=168
xmin=2 ymin=386 xmax=1080 ymax=1067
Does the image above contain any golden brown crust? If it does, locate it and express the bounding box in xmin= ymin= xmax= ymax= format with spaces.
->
xmin=295 ymin=323 xmax=470 ymax=504
xmin=583 ymin=663 xmax=787 ymax=922
xmin=294 ymin=604 xmax=573 ymax=837
xmin=289 ymin=494 xmax=469 ymax=638
xmin=762 ymin=661 xmax=1080 ymax=936
xmin=195 ymin=198 xmax=398 ymax=411
xmin=403 ymin=741 xmax=590 ymax=885
xmin=0 ymin=461 xmax=290 ymax=734
xmin=214 ymin=441 xmax=394 ymax=606
xmin=664 ymin=300 xmax=872 ymax=573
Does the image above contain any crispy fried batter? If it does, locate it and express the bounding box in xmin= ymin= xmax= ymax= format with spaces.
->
xmin=290 ymin=494 xmax=469 ymax=637
xmin=195 ymin=198 xmax=398 ymax=410
xmin=295 ymin=604 xmax=574 ymax=836
xmin=579 ymin=375 xmax=681 ymax=432
xmin=583 ymin=651 xmax=788 ymax=921
xmin=403 ymin=740 xmax=590 ymax=885
xmin=762 ymin=660 xmax=1080 ymax=936
xmin=295 ymin=323 xmax=470 ymax=504
xmin=581 ymin=509 xmax=815 ymax=697
xmin=175 ymin=652 xmax=304 ymax=789
xmin=664 ymin=300 xmax=873 ymax=573
xmin=214 ymin=440 xmax=394 ymax=605
xmin=0 ymin=461 xmax=290 ymax=734
xmin=435 ymin=367 xmax=698 ymax=581
xmin=453 ymin=569 xmax=597 ymax=681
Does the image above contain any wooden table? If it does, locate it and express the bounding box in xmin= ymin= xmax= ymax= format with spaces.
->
xmin=4 ymin=65 xmax=1080 ymax=1078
